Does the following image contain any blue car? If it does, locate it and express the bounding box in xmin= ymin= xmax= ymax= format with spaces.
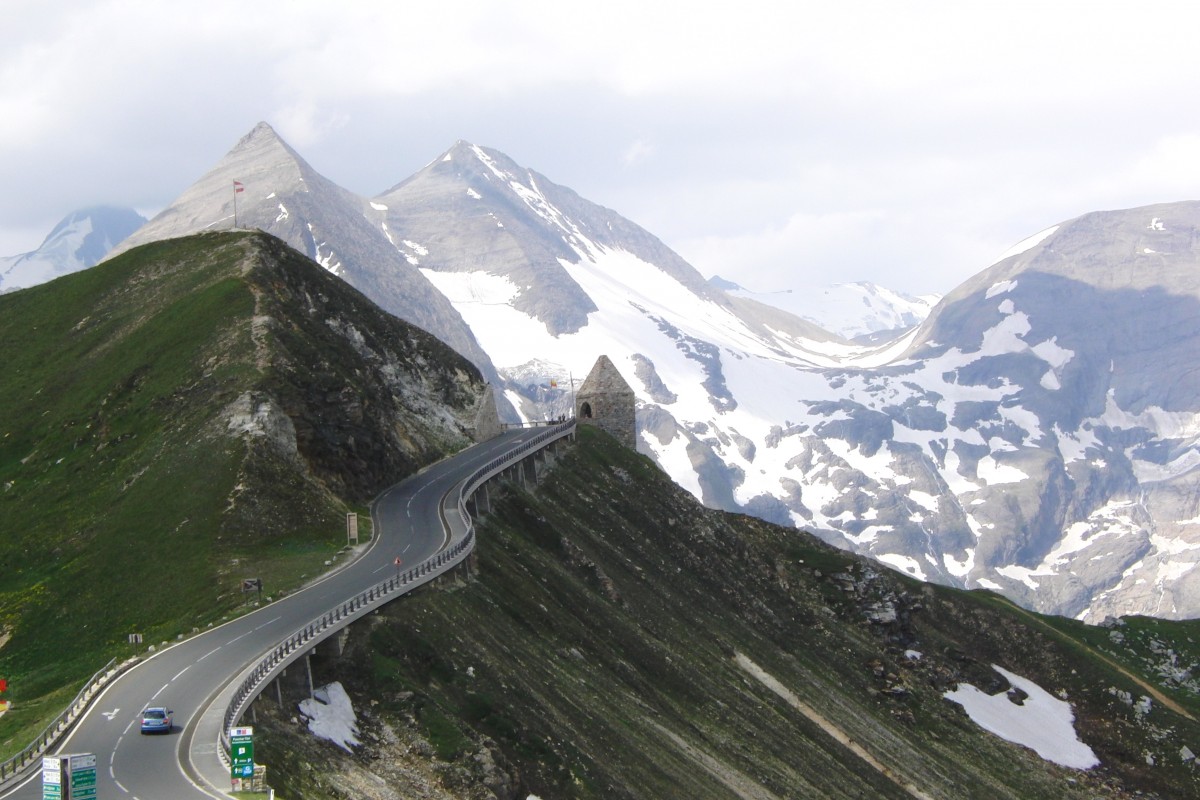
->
xmin=139 ymin=706 xmax=173 ymax=734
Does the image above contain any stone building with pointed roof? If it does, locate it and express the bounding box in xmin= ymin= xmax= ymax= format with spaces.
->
xmin=575 ymin=355 xmax=636 ymax=449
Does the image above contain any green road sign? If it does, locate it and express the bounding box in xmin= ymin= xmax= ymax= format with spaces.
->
xmin=229 ymin=726 xmax=254 ymax=779
xmin=43 ymin=753 xmax=95 ymax=800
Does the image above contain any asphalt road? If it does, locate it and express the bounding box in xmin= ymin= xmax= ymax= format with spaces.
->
xmin=1 ymin=427 xmax=541 ymax=800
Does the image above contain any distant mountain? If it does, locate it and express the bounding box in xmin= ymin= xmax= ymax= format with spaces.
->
xmin=108 ymin=123 xmax=498 ymax=384
xmin=0 ymin=205 xmax=145 ymax=292
xmin=710 ymin=275 xmax=940 ymax=341
xmin=103 ymin=122 xmax=1200 ymax=622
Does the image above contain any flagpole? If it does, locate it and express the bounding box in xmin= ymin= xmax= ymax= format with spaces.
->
xmin=233 ymin=180 xmax=245 ymax=229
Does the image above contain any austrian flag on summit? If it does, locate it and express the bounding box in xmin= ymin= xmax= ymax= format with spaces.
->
xmin=233 ymin=180 xmax=244 ymax=193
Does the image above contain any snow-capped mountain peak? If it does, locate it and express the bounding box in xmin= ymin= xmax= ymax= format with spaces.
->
xmin=712 ymin=276 xmax=941 ymax=341
xmin=0 ymin=206 xmax=145 ymax=292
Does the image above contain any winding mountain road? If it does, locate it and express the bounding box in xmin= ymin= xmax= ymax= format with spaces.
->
xmin=1 ymin=427 xmax=545 ymax=800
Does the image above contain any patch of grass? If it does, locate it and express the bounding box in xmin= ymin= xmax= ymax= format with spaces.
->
xmin=417 ymin=703 xmax=471 ymax=761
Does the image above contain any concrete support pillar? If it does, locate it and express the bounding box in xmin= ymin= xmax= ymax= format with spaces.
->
xmin=305 ymin=653 xmax=314 ymax=699
xmin=522 ymin=454 xmax=537 ymax=486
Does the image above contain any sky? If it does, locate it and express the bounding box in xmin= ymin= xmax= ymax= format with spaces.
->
xmin=4 ymin=0 xmax=1200 ymax=296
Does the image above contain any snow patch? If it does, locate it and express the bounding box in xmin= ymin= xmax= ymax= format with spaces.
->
xmin=298 ymin=682 xmax=360 ymax=752
xmin=876 ymin=553 xmax=928 ymax=580
xmin=944 ymin=665 xmax=1098 ymax=769
xmin=977 ymin=455 xmax=1029 ymax=485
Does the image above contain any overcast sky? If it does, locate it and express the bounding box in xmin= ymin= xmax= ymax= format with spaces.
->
xmin=4 ymin=1 xmax=1200 ymax=295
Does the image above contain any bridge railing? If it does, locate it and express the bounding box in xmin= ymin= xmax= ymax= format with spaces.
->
xmin=218 ymin=419 xmax=576 ymax=759
xmin=0 ymin=657 xmax=121 ymax=783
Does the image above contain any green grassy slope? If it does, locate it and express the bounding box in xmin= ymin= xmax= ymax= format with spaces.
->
xmin=263 ymin=426 xmax=1200 ymax=799
xmin=0 ymin=231 xmax=485 ymax=751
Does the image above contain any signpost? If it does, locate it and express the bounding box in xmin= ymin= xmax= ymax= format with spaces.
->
xmin=40 ymin=757 xmax=60 ymax=800
xmin=69 ymin=754 xmax=96 ymax=800
xmin=346 ymin=512 xmax=359 ymax=545
xmin=42 ymin=754 xmax=95 ymax=800
xmin=230 ymin=726 xmax=254 ymax=783
xmin=241 ymin=578 xmax=263 ymax=600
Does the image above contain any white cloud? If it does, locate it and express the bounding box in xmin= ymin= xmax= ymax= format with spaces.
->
xmin=4 ymin=1 xmax=1200 ymax=295
xmin=621 ymin=139 xmax=654 ymax=168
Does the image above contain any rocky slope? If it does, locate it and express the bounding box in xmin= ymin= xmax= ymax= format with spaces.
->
xmin=251 ymin=427 xmax=1200 ymax=800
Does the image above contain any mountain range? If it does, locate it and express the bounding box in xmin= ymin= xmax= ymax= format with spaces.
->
xmin=3 ymin=197 xmax=1200 ymax=798
xmin=0 ymin=206 xmax=145 ymax=293
xmin=709 ymin=275 xmax=940 ymax=341
xmin=37 ymin=123 xmax=1200 ymax=622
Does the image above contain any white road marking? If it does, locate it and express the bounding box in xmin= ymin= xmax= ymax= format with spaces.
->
xmin=197 ymin=646 xmax=222 ymax=662
xmin=114 ymin=778 xmax=129 ymax=793
xmin=151 ymin=682 xmax=169 ymax=700
xmin=254 ymin=616 xmax=282 ymax=631
xmin=102 ymin=707 xmax=120 ymax=720
xmin=172 ymin=666 xmax=190 ymax=680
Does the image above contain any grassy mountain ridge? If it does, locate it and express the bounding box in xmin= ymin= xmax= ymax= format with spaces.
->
xmin=0 ymin=231 xmax=486 ymax=748
xmin=259 ymin=426 xmax=1200 ymax=799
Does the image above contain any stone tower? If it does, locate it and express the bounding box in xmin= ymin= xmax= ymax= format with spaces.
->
xmin=575 ymin=355 xmax=636 ymax=449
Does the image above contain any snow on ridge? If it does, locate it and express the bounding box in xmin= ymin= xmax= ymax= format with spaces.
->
xmin=369 ymin=201 xmax=388 ymax=211
xmin=993 ymin=226 xmax=1059 ymax=264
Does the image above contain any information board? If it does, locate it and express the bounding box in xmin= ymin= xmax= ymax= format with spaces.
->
xmin=42 ymin=754 xmax=95 ymax=800
xmin=230 ymin=726 xmax=254 ymax=779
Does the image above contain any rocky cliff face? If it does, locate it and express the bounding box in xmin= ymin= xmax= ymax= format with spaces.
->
xmin=791 ymin=203 xmax=1200 ymax=620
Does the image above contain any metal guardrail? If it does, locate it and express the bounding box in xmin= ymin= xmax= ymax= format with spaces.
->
xmin=218 ymin=419 xmax=576 ymax=757
xmin=0 ymin=657 xmax=122 ymax=782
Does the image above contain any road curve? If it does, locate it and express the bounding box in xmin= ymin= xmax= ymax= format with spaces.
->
xmin=1 ymin=427 xmax=546 ymax=800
